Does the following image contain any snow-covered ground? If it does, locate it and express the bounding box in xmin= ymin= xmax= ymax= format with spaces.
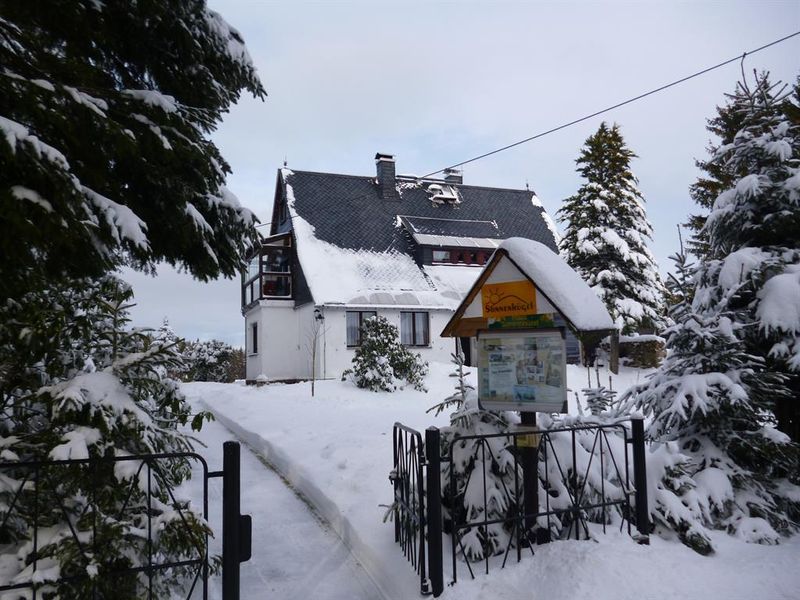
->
xmin=182 ymin=413 xmax=381 ymax=599
xmin=183 ymin=363 xmax=800 ymax=600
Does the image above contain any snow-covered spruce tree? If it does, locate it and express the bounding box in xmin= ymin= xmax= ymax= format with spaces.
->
xmin=428 ymin=354 xmax=519 ymax=560
xmin=0 ymin=1 xmax=265 ymax=302
xmin=0 ymin=276 xmax=213 ymax=597
xmin=616 ymin=243 xmax=717 ymax=553
xmin=151 ymin=318 xmax=191 ymax=380
xmin=0 ymin=1 xmax=263 ymax=594
xmin=701 ymin=72 xmax=800 ymax=445
xmin=557 ymin=122 xmax=666 ymax=334
xmin=343 ymin=316 xmax=428 ymax=392
xmin=686 ymin=85 xmax=750 ymax=260
xmin=688 ymin=73 xmax=799 ymax=261
xmin=623 ymin=231 xmax=799 ymax=547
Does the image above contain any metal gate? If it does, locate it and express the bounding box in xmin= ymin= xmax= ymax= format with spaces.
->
xmin=0 ymin=441 xmax=250 ymax=600
xmin=391 ymin=419 xmax=650 ymax=596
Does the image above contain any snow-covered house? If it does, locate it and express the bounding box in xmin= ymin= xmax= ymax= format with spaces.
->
xmin=242 ymin=153 xmax=568 ymax=381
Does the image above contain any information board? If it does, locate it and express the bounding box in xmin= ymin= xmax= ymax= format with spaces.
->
xmin=477 ymin=329 xmax=567 ymax=413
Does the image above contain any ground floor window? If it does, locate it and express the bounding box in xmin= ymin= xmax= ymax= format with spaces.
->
xmin=401 ymin=311 xmax=429 ymax=346
xmin=346 ymin=310 xmax=377 ymax=347
xmin=250 ymin=322 xmax=258 ymax=354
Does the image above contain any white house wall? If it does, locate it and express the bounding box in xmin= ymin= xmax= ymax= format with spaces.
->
xmin=249 ymin=305 xmax=461 ymax=381
xmin=245 ymin=301 xmax=320 ymax=381
xmin=316 ymin=307 xmax=459 ymax=380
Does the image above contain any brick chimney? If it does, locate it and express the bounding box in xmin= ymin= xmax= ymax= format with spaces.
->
xmin=444 ymin=167 xmax=462 ymax=185
xmin=375 ymin=153 xmax=396 ymax=199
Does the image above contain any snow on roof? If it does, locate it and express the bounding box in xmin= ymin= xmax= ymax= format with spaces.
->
xmin=499 ymin=237 xmax=615 ymax=332
xmin=532 ymin=194 xmax=561 ymax=244
xmin=285 ymin=171 xmax=466 ymax=308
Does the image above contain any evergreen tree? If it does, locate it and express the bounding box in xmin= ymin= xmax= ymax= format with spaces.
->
xmin=186 ymin=338 xmax=238 ymax=383
xmin=623 ymin=218 xmax=800 ymax=546
xmin=701 ymin=72 xmax=800 ymax=442
xmin=687 ymin=73 xmax=800 ymax=260
xmin=0 ymin=0 xmax=266 ymax=301
xmin=557 ymin=122 xmax=666 ymax=334
xmin=342 ymin=316 xmax=428 ymax=392
xmin=686 ymin=87 xmax=748 ymax=259
xmin=0 ymin=2 xmax=264 ymax=594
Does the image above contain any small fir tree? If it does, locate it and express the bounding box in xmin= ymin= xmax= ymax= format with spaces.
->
xmin=557 ymin=122 xmax=666 ymax=334
xmin=343 ymin=316 xmax=428 ymax=392
xmin=428 ymin=354 xmax=518 ymax=560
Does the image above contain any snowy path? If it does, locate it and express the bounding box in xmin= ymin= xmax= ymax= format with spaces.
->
xmin=184 ymin=412 xmax=383 ymax=600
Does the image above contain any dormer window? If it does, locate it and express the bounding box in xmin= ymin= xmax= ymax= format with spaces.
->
xmin=432 ymin=249 xmax=489 ymax=266
xmin=426 ymin=183 xmax=460 ymax=206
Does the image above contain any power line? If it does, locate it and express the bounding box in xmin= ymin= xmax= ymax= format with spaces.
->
xmin=420 ymin=30 xmax=800 ymax=179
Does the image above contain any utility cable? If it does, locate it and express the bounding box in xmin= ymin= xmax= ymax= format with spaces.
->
xmin=419 ymin=30 xmax=800 ymax=179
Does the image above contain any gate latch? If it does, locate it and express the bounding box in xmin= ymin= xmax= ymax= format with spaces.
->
xmin=239 ymin=514 xmax=252 ymax=563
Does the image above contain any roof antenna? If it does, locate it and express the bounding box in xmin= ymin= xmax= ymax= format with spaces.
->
xmin=525 ymin=179 xmax=530 ymax=191
xmin=283 ymin=155 xmax=288 ymax=167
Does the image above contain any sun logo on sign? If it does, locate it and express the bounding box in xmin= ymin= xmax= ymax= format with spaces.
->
xmin=485 ymin=286 xmax=503 ymax=305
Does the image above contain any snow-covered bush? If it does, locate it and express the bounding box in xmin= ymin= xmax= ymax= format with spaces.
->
xmin=0 ymin=276 xmax=214 ymax=597
xmin=343 ymin=316 xmax=428 ymax=392
xmin=185 ymin=338 xmax=243 ymax=383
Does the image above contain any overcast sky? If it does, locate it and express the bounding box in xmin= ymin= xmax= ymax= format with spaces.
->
xmin=121 ymin=0 xmax=800 ymax=346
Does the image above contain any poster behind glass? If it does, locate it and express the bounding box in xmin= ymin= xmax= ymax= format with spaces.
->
xmin=478 ymin=330 xmax=567 ymax=412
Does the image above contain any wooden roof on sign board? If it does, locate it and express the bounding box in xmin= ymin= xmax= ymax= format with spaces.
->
xmin=441 ymin=237 xmax=616 ymax=338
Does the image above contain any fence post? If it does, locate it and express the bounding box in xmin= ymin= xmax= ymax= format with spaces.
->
xmin=630 ymin=418 xmax=651 ymax=542
xmin=222 ymin=441 xmax=242 ymax=600
xmin=425 ymin=427 xmax=443 ymax=598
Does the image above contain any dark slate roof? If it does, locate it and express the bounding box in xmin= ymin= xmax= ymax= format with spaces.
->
xmin=274 ymin=170 xmax=558 ymax=255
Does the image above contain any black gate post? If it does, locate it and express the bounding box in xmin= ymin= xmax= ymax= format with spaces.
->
xmin=222 ymin=441 xmax=251 ymax=600
xmin=631 ymin=418 xmax=651 ymax=542
xmin=425 ymin=427 xmax=443 ymax=598
xmin=520 ymin=411 xmax=539 ymax=543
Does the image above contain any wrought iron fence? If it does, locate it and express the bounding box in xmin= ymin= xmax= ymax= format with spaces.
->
xmin=390 ymin=418 xmax=649 ymax=594
xmin=443 ymin=419 xmax=649 ymax=584
xmin=0 ymin=441 xmax=251 ymax=600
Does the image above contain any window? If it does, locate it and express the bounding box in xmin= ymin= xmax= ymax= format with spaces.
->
xmin=401 ymin=311 xmax=429 ymax=346
xmin=242 ymin=234 xmax=293 ymax=310
xmin=346 ymin=311 xmax=377 ymax=347
xmin=250 ymin=322 xmax=258 ymax=354
xmin=261 ymin=246 xmax=291 ymax=298
xmin=432 ymin=249 xmax=450 ymax=263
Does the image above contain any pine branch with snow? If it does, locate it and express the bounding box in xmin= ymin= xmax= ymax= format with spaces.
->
xmin=433 ymin=354 xmax=519 ymax=561
xmin=0 ymin=1 xmax=265 ymax=303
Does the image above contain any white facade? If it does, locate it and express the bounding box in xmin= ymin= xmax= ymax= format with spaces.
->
xmin=245 ymin=302 xmax=463 ymax=381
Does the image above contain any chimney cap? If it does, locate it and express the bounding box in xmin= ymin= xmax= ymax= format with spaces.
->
xmin=375 ymin=152 xmax=395 ymax=162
